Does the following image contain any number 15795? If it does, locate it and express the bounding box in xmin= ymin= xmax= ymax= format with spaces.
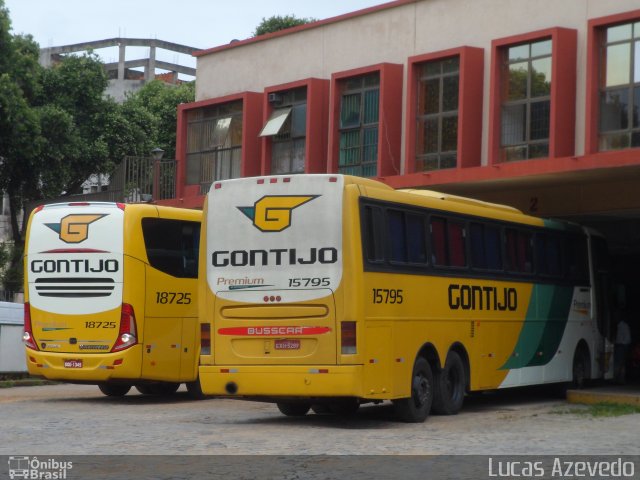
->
xmin=372 ymin=288 xmax=403 ymax=304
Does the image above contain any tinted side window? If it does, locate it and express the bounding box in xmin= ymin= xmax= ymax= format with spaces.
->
xmin=362 ymin=206 xmax=384 ymax=263
xmin=470 ymin=223 xmax=502 ymax=271
xmin=141 ymin=218 xmax=200 ymax=278
xmin=505 ymin=228 xmax=533 ymax=273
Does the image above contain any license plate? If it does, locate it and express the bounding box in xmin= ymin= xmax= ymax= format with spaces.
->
xmin=64 ymin=359 xmax=83 ymax=368
xmin=274 ymin=339 xmax=300 ymax=350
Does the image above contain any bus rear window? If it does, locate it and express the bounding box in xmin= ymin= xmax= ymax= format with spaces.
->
xmin=141 ymin=218 xmax=200 ymax=278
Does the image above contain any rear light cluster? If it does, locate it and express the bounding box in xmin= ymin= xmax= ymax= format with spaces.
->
xmin=111 ymin=303 xmax=138 ymax=352
xmin=23 ymin=303 xmax=38 ymax=351
xmin=341 ymin=321 xmax=357 ymax=354
xmin=200 ymin=324 xmax=211 ymax=355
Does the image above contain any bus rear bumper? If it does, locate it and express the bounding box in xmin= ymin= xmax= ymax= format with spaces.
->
xmin=25 ymin=348 xmax=142 ymax=382
xmin=199 ymin=365 xmax=365 ymax=398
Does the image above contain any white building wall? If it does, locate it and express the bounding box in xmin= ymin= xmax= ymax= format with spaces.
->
xmin=195 ymin=0 xmax=640 ymax=167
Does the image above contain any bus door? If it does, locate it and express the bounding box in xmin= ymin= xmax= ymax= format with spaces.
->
xmin=140 ymin=217 xmax=200 ymax=382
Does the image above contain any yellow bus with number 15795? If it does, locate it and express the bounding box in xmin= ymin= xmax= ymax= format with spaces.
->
xmin=23 ymin=201 xmax=203 ymax=397
xmin=198 ymin=174 xmax=613 ymax=422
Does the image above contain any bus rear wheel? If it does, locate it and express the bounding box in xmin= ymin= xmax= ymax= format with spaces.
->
xmin=98 ymin=384 xmax=131 ymax=397
xmin=432 ymin=351 xmax=466 ymax=415
xmin=393 ymin=356 xmax=433 ymax=423
xmin=186 ymin=378 xmax=205 ymax=399
xmin=571 ymin=347 xmax=590 ymax=389
xmin=276 ymin=402 xmax=311 ymax=417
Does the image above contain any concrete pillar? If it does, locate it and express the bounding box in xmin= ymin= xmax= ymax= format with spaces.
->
xmin=146 ymin=46 xmax=156 ymax=81
xmin=118 ymin=44 xmax=126 ymax=80
xmin=38 ymin=48 xmax=51 ymax=67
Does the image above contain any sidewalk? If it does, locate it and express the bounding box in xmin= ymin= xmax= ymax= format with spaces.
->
xmin=567 ymin=381 xmax=640 ymax=406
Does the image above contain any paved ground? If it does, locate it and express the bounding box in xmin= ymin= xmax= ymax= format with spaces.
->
xmin=1 ymin=383 xmax=639 ymax=456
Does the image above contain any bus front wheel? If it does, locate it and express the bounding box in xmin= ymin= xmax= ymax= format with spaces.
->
xmin=393 ymin=356 xmax=434 ymax=423
xmin=98 ymin=384 xmax=131 ymax=397
xmin=432 ymin=351 xmax=466 ymax=415
xmin=276 ymin=402 xmax=311 ymax=417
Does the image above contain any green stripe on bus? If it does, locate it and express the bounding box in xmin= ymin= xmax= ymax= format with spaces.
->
xmin=500 ymin=284 xmax=574 ymax=370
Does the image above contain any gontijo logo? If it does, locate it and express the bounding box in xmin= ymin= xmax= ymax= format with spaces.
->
xmin=237 ymin=195 xmax=318 ymax=232
xmin=45 ymin=214 xmax=107 ymax=244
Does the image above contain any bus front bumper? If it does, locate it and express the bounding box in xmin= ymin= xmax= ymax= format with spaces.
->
xmin=199 ymin=364 xmax=365 ymax=398
xmin=25 ymin=347 xmax=142 ymax=382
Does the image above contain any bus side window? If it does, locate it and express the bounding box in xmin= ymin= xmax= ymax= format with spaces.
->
xmin=362 ymin=205 xmax=384 ymax=263
xmin=430 ymin=217 xmax=447 ymax=266
xmin=406 ymin=213 xmax=427 ymax=264
xmin=141 ymin=218 xmax=200 ymax=278
xmin=387 ymin=210 xmax=407 ymax=263
xmin=447 ymin=221 xmax=466 ymax=267
xmin=506 ymin=228 xmax=533 ymax=274
xmin=470 ymin=223 xmax=502 ymax=271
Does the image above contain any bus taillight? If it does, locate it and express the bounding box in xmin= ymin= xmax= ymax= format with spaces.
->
xmin=111 ymin=303 xmax=138 ymax=352
xmin=200 ymin=324 xmax=211 ymax=355
xmin=22 ymin=302 xmax=38 ymax=351
xmin=341 ymin=321 xmax=357 ymax=354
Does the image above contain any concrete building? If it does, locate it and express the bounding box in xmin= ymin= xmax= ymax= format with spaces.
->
xmin=39 ymin=38 xmax=198 ymax=102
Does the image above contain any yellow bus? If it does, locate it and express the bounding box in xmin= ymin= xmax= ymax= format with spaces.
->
xmin=24 ymin=202 xmax=202 ymax=397
xmin=198 ymin=174 xmax=613 ymax=421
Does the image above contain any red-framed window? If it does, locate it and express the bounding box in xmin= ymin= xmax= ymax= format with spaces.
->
xmin=586 ymin=10 xmax=640 ymax=153
xmin=260 ymin=78 xmax=329 ymax=175
xmin=328 ymin=63 xmax=403 ymax=178
xmin=489 ymin=28 xmax=577 ymax=164
xmin=175 ymin=92 xmax=262 ymax=199
xmin=406 ymin=47 xmax=483 ymax=173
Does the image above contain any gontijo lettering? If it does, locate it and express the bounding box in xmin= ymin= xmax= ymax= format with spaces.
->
xmin=448 ymin=284 xmax=517 ymax=311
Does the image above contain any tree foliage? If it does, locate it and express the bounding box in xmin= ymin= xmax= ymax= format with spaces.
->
xmin=253 ymin=15 xmax=316 ymax=36
xmin=123 ymin=80 xmax=195 ymax=159
xmin=0 ymin=1 xmax=195 ymax=291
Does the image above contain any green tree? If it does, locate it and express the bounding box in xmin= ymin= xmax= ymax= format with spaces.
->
xmin=123 ymin=79 xmax=195 ymax=159
xmin=253 ymin=14 xmax=316 ymax=36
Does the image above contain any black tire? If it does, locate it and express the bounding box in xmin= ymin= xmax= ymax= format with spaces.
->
xmin=186 ymin=378 xmax=205 ymax=399
xmin=432 ymin=351 xmax=466 ymax=415
xmin=135 ymin=384 xmax=154 ymax=395
xmin=98 ymin=384 xmax=131 ymax=397
xmin=393 ymin=356 xmax=434 ymax=423
xmin=276 ymin=402 xmax=311 ymax=417
xmin=311 ymin=404 xmax=331 ymax=415
xmin=571 ymin=347 xmax=590 ymax=389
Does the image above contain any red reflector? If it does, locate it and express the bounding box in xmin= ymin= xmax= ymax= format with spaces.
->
xmin=113 ymin=359 xmax=123 ymax=366
xmin=29 ymin=356 xmax=36 ymax=363
xmin=214 ymin=183 xmax=222 ymax=189
xmin=116 ymin=202 xmax=126 ymax=210
xmin=23 ymin=303 xmax=38 ymax=351
xmin=270 ymin=178 xmax=277 ymax=183
xmin=283 ymin=177 xmax=291 ymax=183
xmin=318 ymin=369 xmax=329 ymax=374
xmin=106 ymin=366 xmax=114 ymax=370
xmin=221 ymin=369 xmax=230 ymax=373
xmin=257 ymin=179 xmax=265 ymax=184
xmin=329 ymin=177 xmax=338 ymax=182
